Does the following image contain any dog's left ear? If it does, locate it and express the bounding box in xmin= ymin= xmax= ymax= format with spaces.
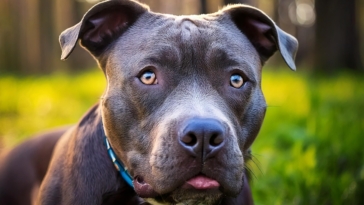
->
xmin=222 ymin=5 xmax=298 ymax=70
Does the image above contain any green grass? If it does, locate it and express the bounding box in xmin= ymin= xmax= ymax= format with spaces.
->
xmin=0 ymin=68 xmax=363 ymax=204
xmin=0 ymin=70 xmax=106 ymax=146
xmin=252 ymin=70 xmax=364 ymax=204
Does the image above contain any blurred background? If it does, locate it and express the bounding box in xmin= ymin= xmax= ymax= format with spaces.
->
xmin=0 ymin=0 xmax=363 ymax=204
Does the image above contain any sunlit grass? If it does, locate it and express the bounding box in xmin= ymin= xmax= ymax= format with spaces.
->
xmin=0 ymin=70 xmax=106 ymax=146
xmin=0 ymin=68 xmax=363 ymax=204
xmin=251 ymin=69 xmax=364 ymax=205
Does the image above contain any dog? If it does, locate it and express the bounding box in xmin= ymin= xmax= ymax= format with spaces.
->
xmin=0 ymin=0 xmax=298 ymax=204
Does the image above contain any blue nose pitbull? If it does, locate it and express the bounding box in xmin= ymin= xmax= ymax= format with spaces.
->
xmin=0 ymin=0 xmax=297 ymax=204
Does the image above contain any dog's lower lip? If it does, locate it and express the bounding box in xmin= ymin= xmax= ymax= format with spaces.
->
xmin=133 ymin=176 xmax=159 ymax=198
xmin=185 ymin=174 xmax=220 ymax=190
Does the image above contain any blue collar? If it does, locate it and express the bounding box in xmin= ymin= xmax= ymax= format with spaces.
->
xmin=104 ymin=137 xmax=134 ymax=188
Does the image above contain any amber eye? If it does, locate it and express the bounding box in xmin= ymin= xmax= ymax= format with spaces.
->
xmin=139 ymin=70 xmax=158 ymax=85
xmin=230 ymin=74 xmax=244 ymax=88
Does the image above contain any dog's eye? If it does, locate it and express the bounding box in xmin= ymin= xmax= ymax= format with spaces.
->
xmin=230 ymin=74 xmax=244 ymax=88
xmin=140 ymin=70 xmax=158 ymax=85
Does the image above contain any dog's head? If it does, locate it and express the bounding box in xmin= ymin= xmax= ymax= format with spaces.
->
xmin=60 ymin=0 xmax=298 ymax=204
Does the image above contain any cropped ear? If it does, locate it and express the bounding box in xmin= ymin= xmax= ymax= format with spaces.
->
xmin=222 ymin=5 xmax=298 ymax=70
xmin=59 ymin=0 xmax=149 ymax=60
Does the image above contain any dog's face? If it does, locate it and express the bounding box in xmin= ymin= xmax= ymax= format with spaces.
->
xmin=103 ymin=14 xmax=266 ymax=203
xmin=60 ymin=0 xmax=297 ymax=204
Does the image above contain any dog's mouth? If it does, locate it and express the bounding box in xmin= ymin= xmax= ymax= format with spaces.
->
xmin=133 ymin=173 xmax=221 ymax=199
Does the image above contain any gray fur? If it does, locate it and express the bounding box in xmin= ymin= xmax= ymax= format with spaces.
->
xmin=37 ymin=0 xmax=298 ymax=204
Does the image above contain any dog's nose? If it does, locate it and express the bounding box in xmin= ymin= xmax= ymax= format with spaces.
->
xmin=179 ymin=118 xmax=226 ymax=160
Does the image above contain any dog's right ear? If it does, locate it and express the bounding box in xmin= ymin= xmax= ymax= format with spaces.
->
xmin=59 ymin=0 xmax=149 ymax=60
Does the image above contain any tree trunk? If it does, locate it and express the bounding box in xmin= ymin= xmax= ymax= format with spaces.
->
xmin=39 ymin=0 xmax=54 ymax=73
xmin=315 ymin=0 xmax=362 ymax=72
xmin=200 ymin=0 xmax=207 ymax=14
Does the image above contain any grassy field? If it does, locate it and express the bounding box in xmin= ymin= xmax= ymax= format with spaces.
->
xmin=0 ymin=68 xmax=363 ymax=204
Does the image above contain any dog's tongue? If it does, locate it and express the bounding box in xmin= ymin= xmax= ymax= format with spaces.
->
xmin=186 ymin=175 xmax=220 ymax=190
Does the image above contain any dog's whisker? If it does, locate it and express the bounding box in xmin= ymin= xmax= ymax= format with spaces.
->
xmin=244 ymin=165 xmax=257 ymax=180
xmin=247 ymin=154 xmax=263 ymax=176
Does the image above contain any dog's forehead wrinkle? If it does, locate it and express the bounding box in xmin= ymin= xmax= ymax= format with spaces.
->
xmin=175 ymin=17 xmax=201 ymax=42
